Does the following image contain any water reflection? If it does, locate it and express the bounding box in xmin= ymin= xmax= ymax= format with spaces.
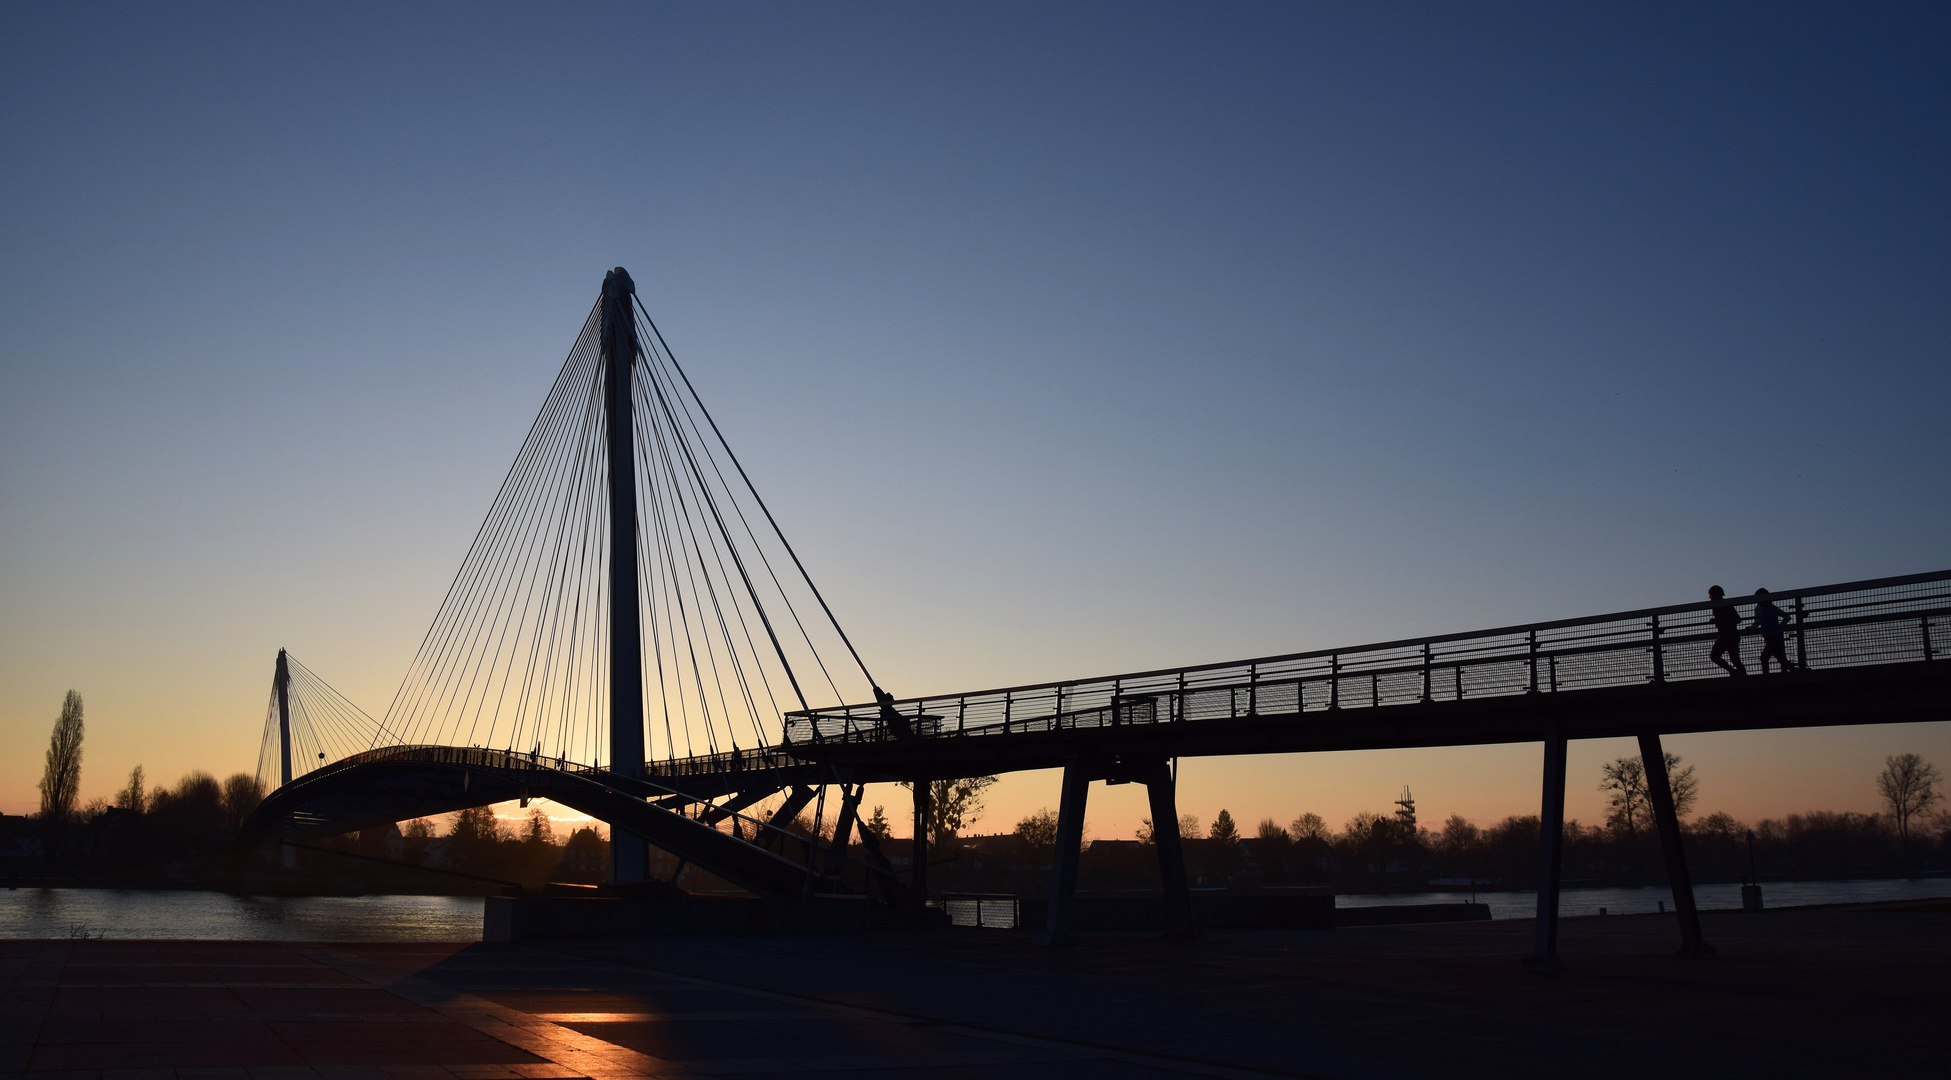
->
xmin=1338 ymin=878 xmax=1951 ymax=920
xmin=5 ymin=878 xmax=1947 ymax=940
xmin=0 ymin=889 xmax=483 ymax=941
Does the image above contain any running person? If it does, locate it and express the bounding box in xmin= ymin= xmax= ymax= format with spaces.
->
xmin=1707 ymin=585 xmax=1747 ymax=675
xmin=1752 ymin=588 xmax=1798 ymax=674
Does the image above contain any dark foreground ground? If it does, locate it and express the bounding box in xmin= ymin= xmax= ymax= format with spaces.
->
xmin=4 ymin=904 xmax=1946 ymax=1080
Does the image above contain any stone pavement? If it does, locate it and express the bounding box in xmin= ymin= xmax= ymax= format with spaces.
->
xmin=3 ymin=905 xmax=1947 ymax=1079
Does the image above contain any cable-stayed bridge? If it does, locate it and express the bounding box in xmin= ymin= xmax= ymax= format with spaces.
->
xmin=246 ymin=267 xmax=1950 ymax=959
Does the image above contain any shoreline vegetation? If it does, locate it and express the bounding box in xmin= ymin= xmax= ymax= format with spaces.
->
xmin=4 ymin=765 xmax=1946 ymax=899
xmin=12 ymin=690 xmax=1946 ymax=899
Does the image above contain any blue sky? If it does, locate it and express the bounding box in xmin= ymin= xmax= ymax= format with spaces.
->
xmin=3 ymin=3 xmax=1946 ymax=833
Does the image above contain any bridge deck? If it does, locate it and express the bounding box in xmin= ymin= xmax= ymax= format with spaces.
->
xmin=782 ymin=569 xmax=1950 ymax=776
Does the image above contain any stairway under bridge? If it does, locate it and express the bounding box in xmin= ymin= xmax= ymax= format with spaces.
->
xmin=245 ymin=267 xmax=1950 ymax=956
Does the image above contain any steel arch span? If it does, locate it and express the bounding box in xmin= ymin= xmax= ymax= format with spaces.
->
xmin=243 ymin=745 xmax=842 ymax=899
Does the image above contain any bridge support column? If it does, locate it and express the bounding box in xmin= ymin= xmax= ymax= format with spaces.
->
xmin=1640 ymin=733 xmax=1714 ymax=958
xmin=1145 ymin=759 xmax=1199 ymax=941
xmin=1523 ymin=726 xmax=1567 ymax=971
xmin=911 ymin=780 xmax=930 ymax=904
xmin=1034 ymin=763 xmax=1091 ymax=946
xmin=823 ymin=782 xmax=863 ymax=880
xmin=760 ymin=786 xmax=818 ymax=867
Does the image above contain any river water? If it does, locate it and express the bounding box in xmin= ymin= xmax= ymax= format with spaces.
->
xmin=1337 ymin=877 xmax=1951 ymax=921
xmin=3 ymin=879 xmax=1947 ymax=939
xmin=0 ymin=889 xmax=484 ymax=941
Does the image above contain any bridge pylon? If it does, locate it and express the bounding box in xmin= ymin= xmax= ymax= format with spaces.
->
xmin=274 ymin=648 xmax=294 ymax=868
xmin=602 ymin=267 xmax=650 ymax=885
xmin=275 ymin=648 xmax=293 ymax=787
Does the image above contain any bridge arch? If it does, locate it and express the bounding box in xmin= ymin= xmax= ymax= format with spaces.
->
xmin=245 ymin=746 xmax=825 ymax=899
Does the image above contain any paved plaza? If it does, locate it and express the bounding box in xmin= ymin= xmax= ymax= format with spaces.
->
xmin=4 ymin=905 xmax=1947 ymax=1079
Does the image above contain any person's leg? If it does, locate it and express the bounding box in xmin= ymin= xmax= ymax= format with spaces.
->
xmin=1713 ymin=634 xmax=1746 ymax=674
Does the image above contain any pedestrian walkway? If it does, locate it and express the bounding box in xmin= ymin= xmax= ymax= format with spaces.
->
xmin=4 ymin=903 xmax=1947 ymax=1079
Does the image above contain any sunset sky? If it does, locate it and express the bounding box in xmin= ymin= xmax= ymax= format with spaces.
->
xmin=3 ymin=4 xmax=1947 ymax=840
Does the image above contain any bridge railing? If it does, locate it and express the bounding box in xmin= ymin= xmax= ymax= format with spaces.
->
xmin=285 ymin=742 xmax=810 ymax=794
xmin=781 ymin=570 xmax=1951 ymax=747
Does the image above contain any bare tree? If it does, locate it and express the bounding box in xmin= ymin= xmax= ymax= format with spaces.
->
xmin=1136 ymin=812 xmax=1201 ymax=845
xmin=1666 ymin=755 xmax=1700 ymax=819
xmin=1601 ymin=752 xmax=1698 ymax=838
xmin=1342 ymin=810 xmax=1390 ymax=843
xmin=902 ymin=776 xmax=998 ymax=844
xmin=1289 ymin=812 xmax=1330 ymax=843
xmin=221 ymin=773 xmax=265 ymax=832
xmin=1600 ymin=757 xmax=1648 ymax=837
xmin=117 ymin=764 xmax=147 ymax=814
xmin=1015 ymin=808 xmax=1060 ymax=849
xmin=1876 ymin=753 xmax=1943 ymax=845
xmin=1256 ymin=818 xmax=1290 ymax=844
xmin=1437 ymin=813 xmax=1479 ymax=857
xmin=39 ymin=691 xmax=85 ymax=846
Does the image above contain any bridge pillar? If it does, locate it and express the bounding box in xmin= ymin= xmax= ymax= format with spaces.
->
xmin=1034 ymin=763 xmax=1091 ymax=946
xmin=1523 ymin=726 xmax=1567 ymax=971
xmin=911 ymin=780 xmax=930 ymax=904
xmin=1144 ymin=759 xmax=1200 ymax=941
xmin=824 ymin=782 xmax=863 ymax=880
xmin=1640 ymin=733 xmax=1714 ymax=958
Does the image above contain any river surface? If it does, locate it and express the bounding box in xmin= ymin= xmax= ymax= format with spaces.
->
xmin=0 ymin=890 xmax=484 ymax=941
xmin=3 ymin=879 xmax=1947 ymax=939
xmin=1337 ymin=877 xmax=1951 ymax=921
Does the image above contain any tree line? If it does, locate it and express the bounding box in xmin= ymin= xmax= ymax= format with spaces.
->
xmin=17 ymin=690 xmax=1946 ymax=894
xmin=972 ymin=752 xmax=1947 ymax=892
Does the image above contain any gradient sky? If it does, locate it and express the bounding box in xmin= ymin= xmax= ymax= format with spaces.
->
xmin=4 ymin=3 xmax=1947 ymax=839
